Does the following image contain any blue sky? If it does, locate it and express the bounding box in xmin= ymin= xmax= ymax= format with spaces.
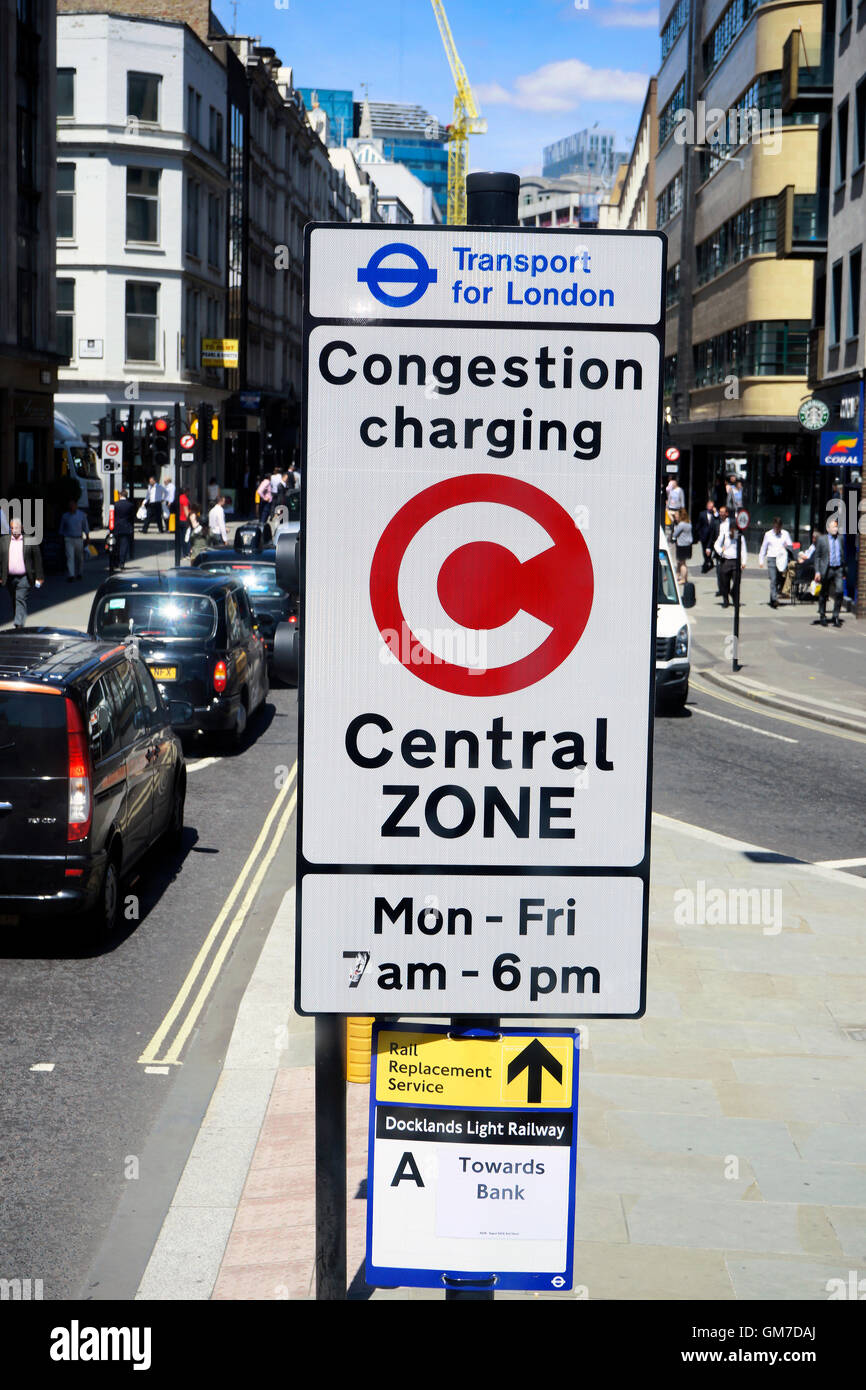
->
xmin=217 ymin=0 xmax=659 ymax=174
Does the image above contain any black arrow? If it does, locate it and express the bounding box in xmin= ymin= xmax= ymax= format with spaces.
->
xmin=507 ymin=1039 xmax=562 ymax=1105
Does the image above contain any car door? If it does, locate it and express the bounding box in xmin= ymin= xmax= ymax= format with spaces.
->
xmin=85 ymin=675 xmax=127 ymax=857
xmin=132 ymin=659 xmax=176 ymax=837
xmin=104 ymin=659 xmax=153 ymax=867
xmin=234 ymin=585 xmax=266 ymax=707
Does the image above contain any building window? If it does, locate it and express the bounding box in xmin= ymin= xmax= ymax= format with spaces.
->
xmin=831 ymin=260 xmax=844 ymax=343
xmin=186 ymin=178 xmax=200 ymax=256
xmin=187 ymin=86 xmax=201 ymax=142
xmin=57 ymin=278 xmax=74 ymax=359
xmin=656 ymin=172 xmax=682 ymax=226
xmin=693 ymin=320 xmax=809 ymax=384
xmin=849 ymin=249 xmax=862 ymax=339
xmin=57 ymin=68 xmax=75 ymax=119
xmin=840 ymin=0 xmax=853 ymax=24
xmin=836 ymin=99 xmax=849 ymax=186
xmin=209 ymin=106 xmax=223 ymax=157
xmin=207 ymin=193 xmax=221 ymax=268
xmin=665 ymin=263 xmax=681 ymax=308
xmin=658 ymin=80 xmax=686 ymax=147
xmin=185 ymin=287 xmax=199 ymax=369
xmin=125 ymin=281 xmax=159 ymax=363
xmin=126 ymin=167 xmax=160 ymax=243
xmin=127 ymin=72 xmax=160 ymax=126
xmin=855 ymin=80 xmax=866 ymax=170
xmin=696 ymin=198 xmax=777 ymax=284
xmin=664 ymin=353 xmax=678 ymax=395
xmin=697 ymin=71 xmax=819 ymax=181
xmin=661 ymin=0 xmax=688 ymax=61
xmin=57 ymin=163 xmax=75 ymax=239
xmin=704 ymin=0 xmax=766 ymax=77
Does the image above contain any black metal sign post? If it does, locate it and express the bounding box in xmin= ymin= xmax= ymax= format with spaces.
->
xmin=441 ymin=173 xmax=520 ymax=1305
xmin=173 ymin=402 xmax=183 ymax=566
xmin=315 ymin=1015 xmax=347 ymax=1300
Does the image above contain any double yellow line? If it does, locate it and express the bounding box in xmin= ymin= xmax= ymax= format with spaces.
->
xmin=138 ymin=760 xmax=298 ymax=1067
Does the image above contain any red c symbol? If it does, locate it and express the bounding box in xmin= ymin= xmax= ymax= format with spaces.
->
xmin=369 ymin=474 xmax=593 ymax=696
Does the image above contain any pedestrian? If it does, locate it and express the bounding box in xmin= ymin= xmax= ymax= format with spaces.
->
xmin=208 ymin=494 xmax=228 ymax=546
xmin=59 ymin=497 xmax=90 ymax=581
xmin=179 ymin=487 xmax=190 ymax=529
xmin=797 ymin=530 xmax=819 ymax=589
xmin=1 ymin=517 xmax=44 ymax=628
xmin=813 ymin=517 xmax=846 ymax=627
xmin=758 ymin=516 xmax=794 ymax=608
xmin=162 ymin=473 xmax=176 ymax=525
xmin=113 ymin=488 xmax=136 ymax=569
xmin=142 ymin=474 xmax=166 ymax=532
xmin=696 ymin=498 xmax=719 ymax=573
xmin=256 ymin=474 xmax=272 ymax=525
xmin=665 ymin=475 xmax=685 ymax=537
xmin=714 ymin=510 xmax=747 ymax=608
xmin=207 ymin=476 xmax=220 ymax=508
xmin=185 ymin=505 xmax=207 ymax=561
xmin=671 ymin=508 xmax=694 ymax=584
xmin=270 ymin=464 xmax=284 ymax=506
xmin=726 ymin=473 xmax=744 ymax=512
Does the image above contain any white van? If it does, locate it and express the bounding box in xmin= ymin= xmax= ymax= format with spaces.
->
xmin=655 ymin=526 xmax=694 ymax=711
xmin=54 ymin=413 xmax=104 ymax=524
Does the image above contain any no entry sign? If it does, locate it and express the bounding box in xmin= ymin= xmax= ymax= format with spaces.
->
xmin=296 ymin=225 xmax=665 ymax=1016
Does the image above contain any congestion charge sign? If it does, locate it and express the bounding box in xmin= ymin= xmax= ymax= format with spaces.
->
xmin=366 ymin=1023 xmax=580 ymax=1292
xmin=297 ymin=224 xmax=666 ymax=1018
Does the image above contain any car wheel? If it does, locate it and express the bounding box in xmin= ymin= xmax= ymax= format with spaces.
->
xmin=86 ymin=851 xmax=121 ymax=943
xmin=230 ymin=693 xmax=248 ymax=746
xmin=164 ymin=770 xmax=186 ymax=850
xmin=658 ymin=683 xmax=689 ymax=715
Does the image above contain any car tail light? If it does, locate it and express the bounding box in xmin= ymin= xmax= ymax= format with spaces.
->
xmin=289 ymin=614 xmax=297 ymax=624
xmin=213 ymin=660 xmax=228 ymax=694
xmin=66 ymin=697 xmax=92 ymax=842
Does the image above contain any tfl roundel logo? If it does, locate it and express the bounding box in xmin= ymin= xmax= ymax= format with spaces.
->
xmin=357 ymin=242 xmax=438 ymax=308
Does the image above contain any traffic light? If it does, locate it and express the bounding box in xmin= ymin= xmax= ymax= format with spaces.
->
xmin=198 ymin=403 xmax=214 ymax=465
xmin=273 ymin=532 xmax=300 ymax=685
xmin=153 ymin=416 xmax=171 ymax=473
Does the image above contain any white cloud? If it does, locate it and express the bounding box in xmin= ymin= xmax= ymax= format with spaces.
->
xmin=476 ymin=59 xmax=650 ymax=113
xmin=600 ymin=7 xmax=659 ymax=26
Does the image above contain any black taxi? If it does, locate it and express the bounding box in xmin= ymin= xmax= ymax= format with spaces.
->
xmin=192 ymin=537 xmax=297 ymax=672
xmin=88 ymin=569 xmax=269 ymax=744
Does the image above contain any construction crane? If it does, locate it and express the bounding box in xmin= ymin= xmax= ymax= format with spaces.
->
xmin=429 ymin=0 xmax=487 ymax=225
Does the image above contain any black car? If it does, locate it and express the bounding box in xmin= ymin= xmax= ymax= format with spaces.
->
xmin=88 ymin=569 xmax=269 ymax=743
xmin=192 ymin=540 xmax=298 ymax=673
xmin=0 ymin=629 xmax=188 ymax=937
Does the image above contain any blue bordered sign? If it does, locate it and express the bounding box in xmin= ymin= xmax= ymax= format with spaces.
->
xmin=366 ymin=1022 xmax=579 ymax=1292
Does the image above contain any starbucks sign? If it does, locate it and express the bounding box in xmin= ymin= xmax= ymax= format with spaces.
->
xmin=798 ymin=398 xmax=830 ymax=431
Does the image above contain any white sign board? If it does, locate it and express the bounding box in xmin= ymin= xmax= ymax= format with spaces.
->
xmin=297 ymin=225 xmax=665 ymax=1016
xmin=101 ymin=440 xmax=122 ymax=473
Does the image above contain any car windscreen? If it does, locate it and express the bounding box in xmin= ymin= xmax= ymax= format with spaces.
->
xmin=657 ymin=550 xmax=680 ymax=605
xmin=0 ymin=690 xmax=67 ymax=777
xmin=198 ymin=563 xmax=286 ymax=599
xmin=93 ymin=592 xmax=218 ymax=640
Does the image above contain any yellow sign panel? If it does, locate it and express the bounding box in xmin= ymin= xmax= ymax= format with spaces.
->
xmin=201 ymin=338 xmax=239 ymax=368
xmin=375 ymin=1030 xmax=573 ymax=1109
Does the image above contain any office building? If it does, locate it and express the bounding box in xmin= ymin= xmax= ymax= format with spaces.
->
xmin=543 ymin=127 xmax=628 ymax=180
xmin=355 ymin=99 xmax=447 ymax=220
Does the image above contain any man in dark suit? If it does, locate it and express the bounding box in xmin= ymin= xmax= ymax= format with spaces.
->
xmin=813 ymin=518 xmax=846 ymax=626
xmin=112 ymin=489 xmax=136 ymax=570
xmin=696 ymin=499 xmax=719 ymax=573
xmin=1 ymin=517 xmax=44 ymax=628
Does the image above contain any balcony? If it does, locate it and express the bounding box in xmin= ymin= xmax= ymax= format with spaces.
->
xmin=781 ymin=31 xmax=832 ymax=115
xmin=776 ymin=187 xmax=828 ymax=258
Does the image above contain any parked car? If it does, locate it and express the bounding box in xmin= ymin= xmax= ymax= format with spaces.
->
xmin=191 ymin=540 xmax=297 ymax=672
xmin=88 ymin=569 xmax=269 ymax=744
xmin=0 ymin=629 xmax=188 ymax=937
xmin=655 ymin=527 xmax=694 ymax=712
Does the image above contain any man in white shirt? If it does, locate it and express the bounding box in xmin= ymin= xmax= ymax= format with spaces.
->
xmin=758 ymin=516 xmax=793 ymax=607
xmin=714 ymin=514 xmax=748 ymax=608
xmin=208 ymin=495 xmax=228 ymax=545
xmin=142 ymin=475 xmax=166 ymax=532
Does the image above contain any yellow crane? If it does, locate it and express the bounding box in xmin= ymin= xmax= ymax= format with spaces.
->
xmin=429 ymin=0 xmax=487 ymax=225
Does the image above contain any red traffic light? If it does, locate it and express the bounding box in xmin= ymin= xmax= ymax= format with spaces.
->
xmin=785 ymin=450 xmax=792 ymax=462
xmin=154 ymin=417 xmax=170 ymax=433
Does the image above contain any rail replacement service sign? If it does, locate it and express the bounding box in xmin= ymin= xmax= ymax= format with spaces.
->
xmin=297 ymin=225 xmax=665 ymax=1017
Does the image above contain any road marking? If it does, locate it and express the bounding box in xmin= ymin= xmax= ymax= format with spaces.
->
xmin=138 ymin=761 xmax=298 ymax=1067
xmin=814 ymin=857 xmax=866 ymax=869
xmin=186 ymin=757 xmax=220 ymax=773
xmin=144 ymin=1065 xmax=171 ymax=1075
xmin=689 ymin=705 xmax=798 ymax=743
xmin=691 ymin=674 xmax=866 ymax=745
xmin=30 ymin=1062 xmax=55 ymax=1072
xmin=652 ymin=812 xmax=866 ymax=891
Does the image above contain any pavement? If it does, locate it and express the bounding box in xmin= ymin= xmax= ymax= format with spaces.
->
xmin=685 ymin=551 xmax=866 ymax=731
xmin=131 ymin=807 xmax=866 ymax=1302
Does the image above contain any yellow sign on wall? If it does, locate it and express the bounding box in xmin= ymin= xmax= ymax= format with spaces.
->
xmin=375 ymin=1029 xmax=573 ymax=1109
xmin=201 ymin=338 xmax=239 ymax=368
